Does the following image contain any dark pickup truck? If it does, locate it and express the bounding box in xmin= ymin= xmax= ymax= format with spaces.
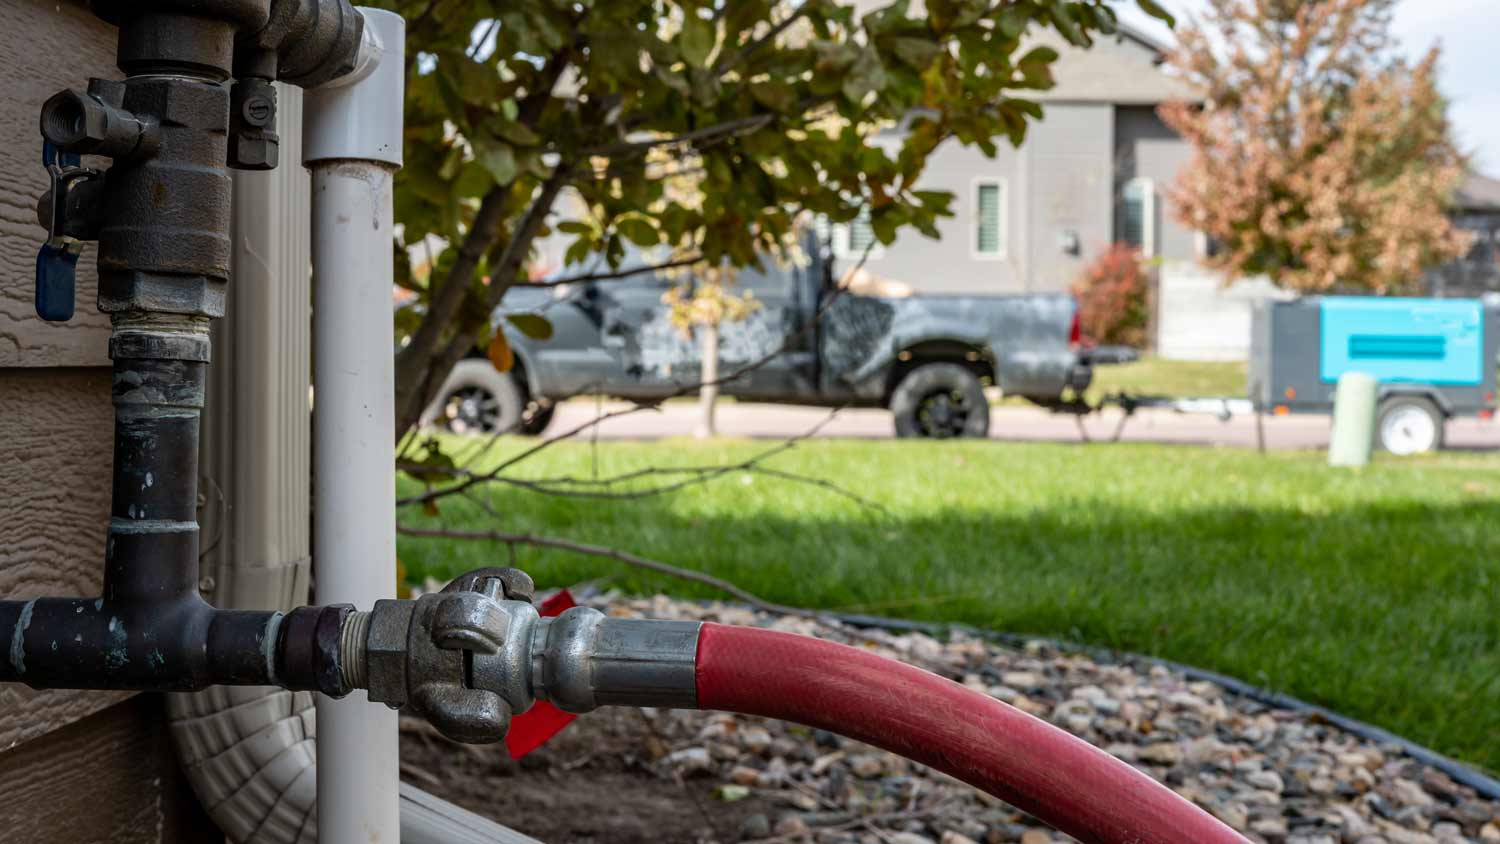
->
xmin=422 ymin=246 xmax=1133 ymax=438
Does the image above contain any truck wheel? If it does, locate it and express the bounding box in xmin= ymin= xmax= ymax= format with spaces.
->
xmin=420 ymin=360 xmax=525 ymax=436
xmin=1376 ymin=396 xmax=1445 ymax=455
xmin=890 ymin=363 xmax=990 ymax=439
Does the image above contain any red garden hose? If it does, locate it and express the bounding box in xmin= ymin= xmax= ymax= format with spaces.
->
xmin=694 ymin=624 xmax=1248 ymax=844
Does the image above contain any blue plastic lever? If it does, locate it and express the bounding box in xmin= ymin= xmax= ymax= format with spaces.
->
xmin=35 ymin=245 xmax=79 ymax=322
xmin=35 ymin=141 xmax=82 ymax=322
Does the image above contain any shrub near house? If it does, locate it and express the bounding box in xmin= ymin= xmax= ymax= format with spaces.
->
xmin=1072 ymin=243 xmax=1149 ymax=348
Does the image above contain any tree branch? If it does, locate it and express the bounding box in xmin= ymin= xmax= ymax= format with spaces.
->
xmin=415 ymin=168 xmax=574 ymax=429
xmin=714 ymin=6 xmax=813 ymax=75
xmin=396 ymin=525 xmax=816 ymax=619
xmin=524 ymin=254 xmax=703 ymax=287
xmin=400 ymin=406 xmax=892 ymax=514
xmin=579 ymin=113 xmax=779 ymax=159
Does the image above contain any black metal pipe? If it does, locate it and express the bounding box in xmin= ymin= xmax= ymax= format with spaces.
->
xmin=2 ymin=0 xmax=368 ymax=697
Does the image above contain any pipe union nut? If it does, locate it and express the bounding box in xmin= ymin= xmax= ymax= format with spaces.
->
xmin=364 ymin=599 xmax=415 ymax=707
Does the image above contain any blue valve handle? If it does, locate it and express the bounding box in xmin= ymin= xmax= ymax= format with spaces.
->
xmin=35 ymin=245 xmax=79 ymax=322
xmin=35 ymin=141 xmax=83 ymax=322
xmin=43 ymin=141 xmax=79 ymax=169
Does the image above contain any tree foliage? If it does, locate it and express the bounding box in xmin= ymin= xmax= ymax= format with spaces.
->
xmin=1158 ymin=0 xmax=1468 ymax=294
xmin=372 ymin=0 xmax=1175 ymax=434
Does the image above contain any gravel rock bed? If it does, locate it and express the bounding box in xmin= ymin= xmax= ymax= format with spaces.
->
xmin=593 ymin=595 xmax=1500 ymax=844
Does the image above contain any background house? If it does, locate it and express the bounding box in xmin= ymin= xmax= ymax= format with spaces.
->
xmin=1429 ymin=172 xmax=1500 ymax=298
xmin=826 ymin=23 xmax=1201 ymax=296
xmin=829 ymin=22 xmax=1500 ymax=363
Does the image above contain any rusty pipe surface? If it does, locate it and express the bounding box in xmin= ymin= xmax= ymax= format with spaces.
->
xmin=1 ymin=0 xmax=380 ymax=697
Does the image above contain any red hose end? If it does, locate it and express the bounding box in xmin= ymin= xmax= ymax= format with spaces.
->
xmin=694 ymin=623 xmax=1248 ymax=844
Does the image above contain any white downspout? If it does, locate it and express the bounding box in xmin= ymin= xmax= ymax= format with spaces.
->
xmin=304 ymin=9 xmax=404 ymax=843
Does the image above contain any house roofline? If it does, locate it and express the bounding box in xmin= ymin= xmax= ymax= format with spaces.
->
xmin=1113 ymin=20 xmax=1175 ymax=59
xmin=1455 ymin=171 xmax=1500 ymax=213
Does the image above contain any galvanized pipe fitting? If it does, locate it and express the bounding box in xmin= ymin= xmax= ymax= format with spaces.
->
xmin=347 ymin=569 xmax=702 ymax=744
xmin=528 ymin=611 xmax=702 ymax=714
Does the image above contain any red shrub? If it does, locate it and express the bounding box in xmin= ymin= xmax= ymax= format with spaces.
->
xmin=1071 ymin=243 xmax=1149 ymax=348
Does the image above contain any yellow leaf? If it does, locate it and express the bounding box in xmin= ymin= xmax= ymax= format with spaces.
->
xmin=488 ymin=332 xmax=514 ymax=373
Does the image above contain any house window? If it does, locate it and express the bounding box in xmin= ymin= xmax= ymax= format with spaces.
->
xmin=821 ymin=209 xmax=884 ymax=260
xmin=1121 ymin=177 xmax=1156 ymax=257
xmin=846 ymin=208 xmax=877 ymax=257
xmin=973 ymin=179 xmax=1006 ymax=258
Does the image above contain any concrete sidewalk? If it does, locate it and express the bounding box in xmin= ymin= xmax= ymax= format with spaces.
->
xmin=548 ymin=399 xmax=1500 ymax=451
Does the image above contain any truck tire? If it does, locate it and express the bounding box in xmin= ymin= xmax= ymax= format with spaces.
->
xmin=420 ymin=359 xmax=525 ymax=436
xmin=890 ymin=363 xmax=990 ymax=439
xmin=1376 ymin=395 xmax=1445 ymax=455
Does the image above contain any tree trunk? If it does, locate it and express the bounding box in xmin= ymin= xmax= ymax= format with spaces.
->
xmin=694 ymin=323 xmax=720 ymax=439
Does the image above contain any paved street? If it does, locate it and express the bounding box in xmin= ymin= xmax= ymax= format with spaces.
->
xmin=549 ymin=399 xmax=1500 ymax=451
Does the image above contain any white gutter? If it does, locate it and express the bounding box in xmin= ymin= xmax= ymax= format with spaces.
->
xmin=303 ymin=8 xmax=405 ymax=843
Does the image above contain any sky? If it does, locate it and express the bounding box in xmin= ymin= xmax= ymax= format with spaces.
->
xmin=1116 ymin=0 xmax=1500 ymax=174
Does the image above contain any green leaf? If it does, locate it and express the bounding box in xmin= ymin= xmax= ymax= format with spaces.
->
xmin=1135 ymin=0 xmax=1175 ymax=26
xmin=679 ymin=14 xmax=716 ymax=68
xmin=617 ymin=217 xmax=660 ymax=247
xmin=713 ymin=785 xmax=751 ymax=802
xmin=556 ymin=220 xmax=594 ymax=235
xmin=564 ymin=236 xmax=593 ymax=268
xmin=506 ymin=313 xmax=554 ymax=340
xmin=478 ymin=141 xmax=517 ymax=185
xmin=841 ymin=47 xmax=887 ymax=103
xmin=1047 ymin=1 xmax=1085 ymax=46
xmin=490 ymin=120 xmax=542 ymax=147
xmin=996 ymin=5 xmax=1032 ymax=39
xmin=1016 ymin=45 xmax=1060 ymax=86
xmin=1008 ymin=98 xmax=1045 ymax=120
xmin=885 ymin=36 xmax=941 ymax=71
xmin=749 ymin=80 xmax=798 ymax=113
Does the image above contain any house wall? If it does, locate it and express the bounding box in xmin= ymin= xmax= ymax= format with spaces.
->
xmin=1023 ymin=102 xmax=1116 ymax=294
xmin=1113 ymin=105 xmax=1198 ymax=262
xmin=843 ymin=138 xmax=1026 ymax=294
xmin=836 ymin=103 xmax=1115 ymax=296
xmin=0 ymin=2 xmax=217 ymax=841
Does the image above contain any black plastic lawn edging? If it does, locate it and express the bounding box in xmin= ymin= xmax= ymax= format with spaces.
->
xmin=822 ymin=610 xmax=1500 ymax=801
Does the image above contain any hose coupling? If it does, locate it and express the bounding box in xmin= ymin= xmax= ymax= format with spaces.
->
xmin=346 ymin=566 xmax=702 ymax=744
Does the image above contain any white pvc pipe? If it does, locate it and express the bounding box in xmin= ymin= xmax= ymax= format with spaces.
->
xmin=303 ymin=8 xmax=405 ymax=844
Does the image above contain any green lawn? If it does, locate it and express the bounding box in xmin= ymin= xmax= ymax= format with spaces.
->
xmin=398 ymin=437 xmax=1500 ymax=771
xmin=1086 ymin=355 xmax=1248 ymax=401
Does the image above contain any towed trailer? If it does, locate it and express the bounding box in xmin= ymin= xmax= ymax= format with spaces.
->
xmin=1051 ymin=296 xmax=1500 ymax=453
xmin=1249 ymin=296 xmax=1500 ymax=454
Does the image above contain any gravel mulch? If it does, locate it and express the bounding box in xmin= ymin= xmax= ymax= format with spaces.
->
xmin=403 ymin=595 xmax=1500 ymax=844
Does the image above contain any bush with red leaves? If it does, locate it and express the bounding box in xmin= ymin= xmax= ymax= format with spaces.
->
xmin=1071 ymin=243 xmax=1149 ymax=349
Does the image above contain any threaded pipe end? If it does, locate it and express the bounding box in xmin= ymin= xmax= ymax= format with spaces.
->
xmin=340 ymin=610 xmax=371 ymax=690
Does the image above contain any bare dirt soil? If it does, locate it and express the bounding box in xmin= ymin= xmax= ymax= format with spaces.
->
xmin=400 ymin=706 xmax=773 ymax=844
